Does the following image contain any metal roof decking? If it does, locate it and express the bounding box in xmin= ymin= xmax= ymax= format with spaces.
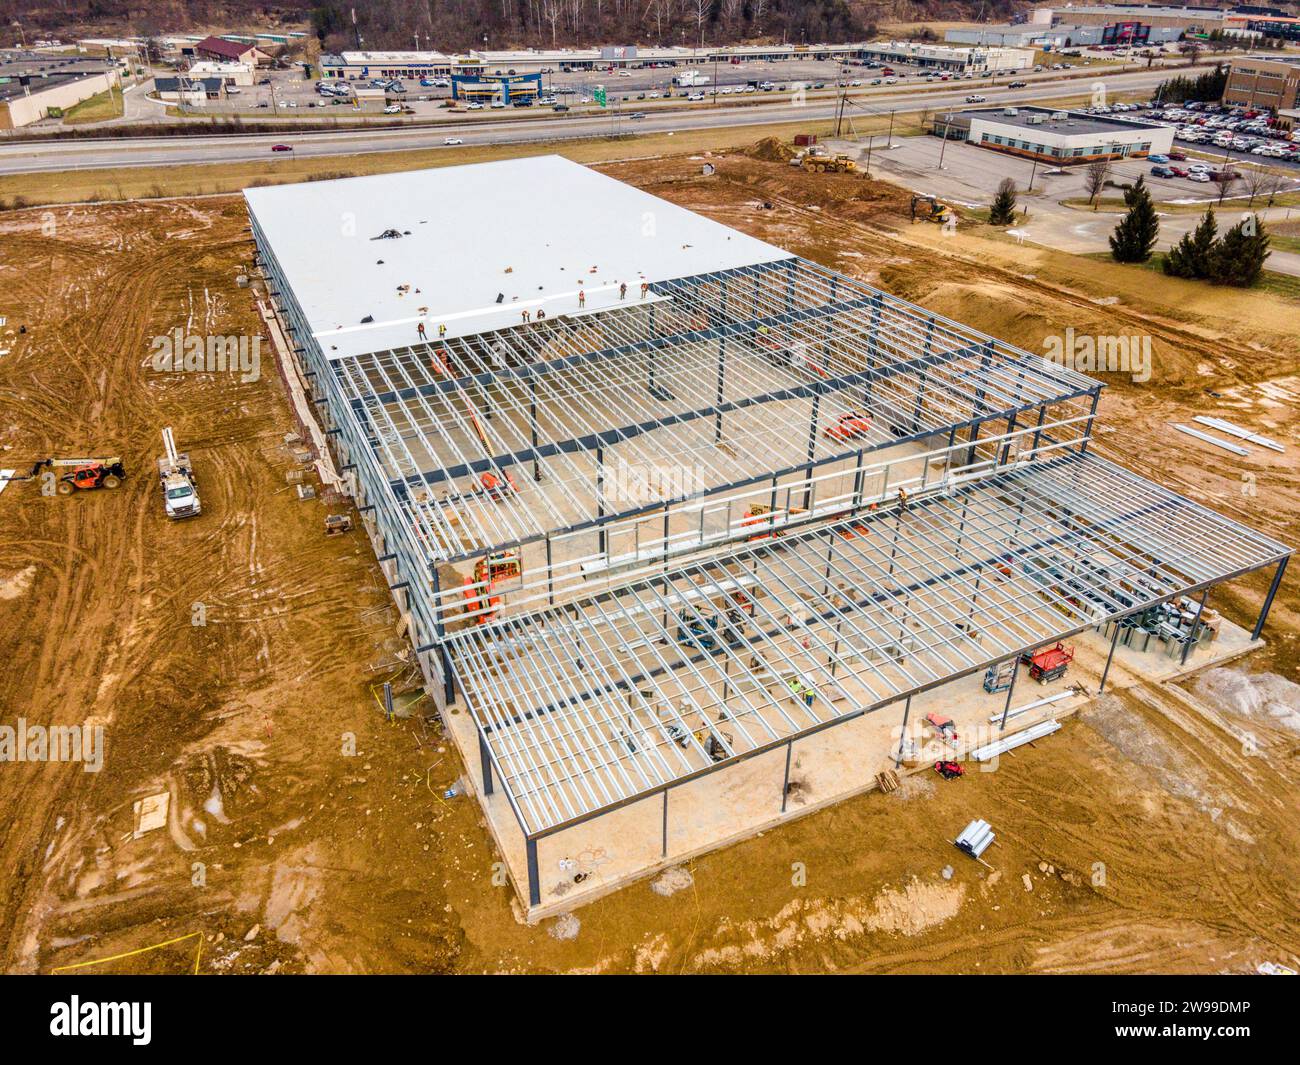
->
xmin=447 ymin=450 xmax=1290 ymax=836
xmin=333 ymin=257 xmax=1100 ymax=564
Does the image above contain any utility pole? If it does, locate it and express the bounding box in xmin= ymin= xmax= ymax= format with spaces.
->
xmin=834 ymin=62 xmax=847 ymax=138
xmin=937 ymin=116 xmax=951 ymax=170
xmin=106 ymin=46 xmax=119 ymax=116
xmin=886 ymin=108 xmax=895 ymax=146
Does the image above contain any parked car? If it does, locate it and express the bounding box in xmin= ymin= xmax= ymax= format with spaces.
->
xmin=1188 ymin=171 xmax=1211 ymax=182
xmin=1147 ymin=153 xmax=1169 ymax=164
xmin=1168 ymin=150 xmax=1187 ymax=160
xmin=1150 ymin=164 xmax=1175 ymax=177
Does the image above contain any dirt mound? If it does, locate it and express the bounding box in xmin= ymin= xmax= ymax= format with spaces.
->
xmin=745 ymin=137 xmax=796 ymax=164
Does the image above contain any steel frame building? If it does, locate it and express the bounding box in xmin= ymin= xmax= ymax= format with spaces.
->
xmin=247 ymin=158 xmax=1290 ymax=913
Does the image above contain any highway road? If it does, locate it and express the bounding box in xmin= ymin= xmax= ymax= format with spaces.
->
xmin=0 ymin=68 xmax=1200 ymax=176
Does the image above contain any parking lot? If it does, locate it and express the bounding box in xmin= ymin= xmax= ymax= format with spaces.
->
xmin=170 ymin=54 xmax=1119 ymax=120
xmin=861 ymin=133 xmax=1252 ymax=207
xmin=1138 ymin=101 xmax=1300 ymax=172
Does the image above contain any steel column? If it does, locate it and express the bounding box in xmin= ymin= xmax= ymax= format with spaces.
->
xmin=1252 ymin=555 xmax=1289 ymax=641
xmin=1099 ymin=616 xmax=1122 ymax=694
xmin=479 ymin=729 xmax=494 ymax=795
xmin=895 ymin=695 xmax=913 ymax=767
xmin=526 ymin=837 xmax=540 ymax=906
xmin=1181 ymin=587 xmax=1208 ymax=666
xmin=998 ymin=658 xmax=1020 ymax=731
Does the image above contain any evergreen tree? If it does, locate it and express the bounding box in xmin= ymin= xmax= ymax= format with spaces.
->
xmin=1164 ymin=207 xmax=1217 ymax=279
xmin=1109 ymin=175 xmax=1160 ymax=263
xmin=1154 ymin=63 xmax=1228 ymax=105
xmin=988 ymin=178 xmax=1018 ymax=226
xmin=1209 ymin=216 xmax=1271 ymax=287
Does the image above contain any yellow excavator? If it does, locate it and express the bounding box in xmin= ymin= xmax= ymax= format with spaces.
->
xmin=910 ymin=194 xmax=951 ymax=224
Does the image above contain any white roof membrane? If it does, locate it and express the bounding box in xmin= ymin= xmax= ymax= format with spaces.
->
xmin=244 ymin=156 xmax=793 ymax=359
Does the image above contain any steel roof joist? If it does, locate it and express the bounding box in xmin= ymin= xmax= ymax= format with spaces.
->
xmin=449 ymin=449 xmax=1290 ymax=836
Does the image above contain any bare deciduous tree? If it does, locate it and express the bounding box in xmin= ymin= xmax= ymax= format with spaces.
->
xmin=1239 ymin=166 xmax=1286 ymax=208
xmin=693 ymin=0 xmax=713 ymax=45
xmin=1085 ymin=159 xmax=1112 ymax=209
xmin=543 ymin=0 xmax=561 ymax=45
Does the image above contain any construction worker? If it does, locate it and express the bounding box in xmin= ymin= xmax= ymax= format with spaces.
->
xmin=619 ymin=281 xmax=627 ymax=300
xmin=417 ymin=321 xmax=427 ymax=340
xmin=578 ymin=288 xmax=586 ymax=308
xmin=521 ymin=309 xmax=531 ymax=323
xmin=640 ymin=281 xmax=649 ymax=299
xmin=536 ymin=308 xmax=546 ymax=320
xmin=897 ymin=486 xmax=910 ymax=514
xmin=438 ymin=323 xmax=447 ymax=339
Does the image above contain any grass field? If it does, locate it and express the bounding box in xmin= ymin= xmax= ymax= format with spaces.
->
xmin=1081 ymin=249 xmax=1300 ymax=300
xmin=60 ymin=88 xmax=124 ymax=125
xmin=1063 ymin=190 xmax=1300 ymax=212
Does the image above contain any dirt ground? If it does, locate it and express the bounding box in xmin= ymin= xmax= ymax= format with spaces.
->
xmin=0 ymin=149 xmax=1296 ymax=975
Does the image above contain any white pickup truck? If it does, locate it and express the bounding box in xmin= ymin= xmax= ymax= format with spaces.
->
xmin=158 ymin=427 xmax=200 ymax=520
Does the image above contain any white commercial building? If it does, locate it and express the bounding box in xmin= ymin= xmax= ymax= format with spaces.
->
xmin=185 ymin=60 xmax=255 ymax=86
xmin=0 ymin=55 xmax=119 ymax=128
xmin=859 ymin=40 xmax=1035 ymax=72
xmin=320 ymin=41 xmax=921 ymax=80
xmin=934 ymin=105 xmax=1173 ymax=163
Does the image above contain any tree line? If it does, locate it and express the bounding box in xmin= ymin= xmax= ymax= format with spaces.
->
xmin=310 ymin=0 xmax=864 ymax=52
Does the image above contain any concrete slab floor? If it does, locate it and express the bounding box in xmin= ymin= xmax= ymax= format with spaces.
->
xmin=441 ymin=602 xmax=1264 ymax=922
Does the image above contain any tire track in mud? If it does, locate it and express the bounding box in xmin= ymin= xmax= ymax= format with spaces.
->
xmin=0 ymin=200 xmax=285 ymax=968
